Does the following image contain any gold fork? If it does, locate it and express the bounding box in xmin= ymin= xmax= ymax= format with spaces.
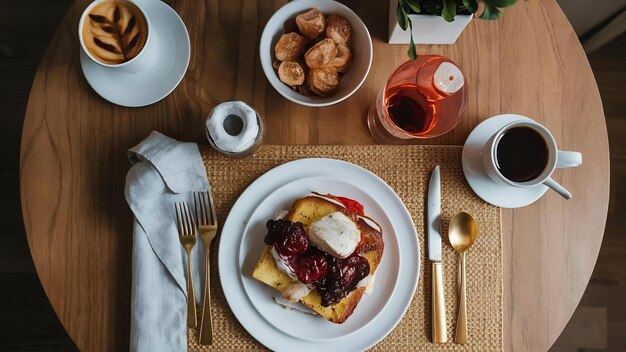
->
xmin=175 ymin=202 xmax=198 ymax=328
xmin=194 ymin=191 xmax=218 ymax=345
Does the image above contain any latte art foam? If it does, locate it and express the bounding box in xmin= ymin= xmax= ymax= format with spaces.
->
xmin=82 ymin=0 xmax=148 ymax=64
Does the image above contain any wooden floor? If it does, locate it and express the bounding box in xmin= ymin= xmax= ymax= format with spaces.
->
xmin=0 ymin=0 xmax=77 ymax=350
xmin=551 ymin=31 xmax=626 ymax=352
xmin=0 ymin=1 xmax=623 ymax=351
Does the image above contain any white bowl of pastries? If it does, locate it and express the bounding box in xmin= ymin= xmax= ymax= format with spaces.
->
xmin=260 ymin=0 xmax=373 ymax=107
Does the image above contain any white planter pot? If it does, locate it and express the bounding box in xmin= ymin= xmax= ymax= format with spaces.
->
xmin=388 ymin=0 xmax=473 ymax=44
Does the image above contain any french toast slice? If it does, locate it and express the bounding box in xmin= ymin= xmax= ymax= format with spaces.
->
xmin=252 ymin=196 xmax=384 ymax=324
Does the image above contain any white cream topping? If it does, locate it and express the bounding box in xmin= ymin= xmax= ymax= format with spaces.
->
xmin=281 ymin=282 xmax=311 ymax=303
xmin=270 ymin=246 xmax=298 ymax=281
xmin=309 ymin=212 xmax=361 ymax=259
xmin=272 ymin=296 xmax=318 ymax=315
xmin=206 ymin=101 xmax=259 ymax=153
xmin=274 ymin=209 xmax=289 ymax=220
xmin=357 ymin=273 xmax=376 ymax=295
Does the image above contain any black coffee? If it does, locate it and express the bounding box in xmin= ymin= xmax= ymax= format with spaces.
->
xmin=495 ymin=127 xmax=549 ymax=182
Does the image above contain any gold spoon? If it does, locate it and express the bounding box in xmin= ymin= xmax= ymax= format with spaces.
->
xmin=448 ymin=212 xmax=478 ymax=345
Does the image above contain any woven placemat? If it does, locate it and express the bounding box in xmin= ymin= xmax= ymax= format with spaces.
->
xmin=190 ymin=145 xmax=502 ymax=351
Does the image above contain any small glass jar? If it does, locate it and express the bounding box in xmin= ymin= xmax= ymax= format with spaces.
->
xmin=205 ymin=101 xmax=265 ymax=158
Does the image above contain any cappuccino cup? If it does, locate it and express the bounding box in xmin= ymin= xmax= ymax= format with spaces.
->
xmin=482 ymin=119 xmax=582 ymax=199
xmin=78 ymin=0 xmax=156 ymax=73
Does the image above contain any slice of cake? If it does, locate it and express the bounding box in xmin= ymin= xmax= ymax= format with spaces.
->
xmin=252 ymin=195 xmax=384 ymax=324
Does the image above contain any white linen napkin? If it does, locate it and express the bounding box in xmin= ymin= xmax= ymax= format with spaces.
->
xmin=125 ymin=131 xmax=209 ymax=352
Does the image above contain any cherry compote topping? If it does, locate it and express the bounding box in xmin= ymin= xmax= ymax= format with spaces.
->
xmin=264 ymin=219 xmax=370 ymax=306
xmin=297 ymin=254 xmax=328 ymax=284
xmin=265 ymin=219 xmax=308 ymax=257
xmin=319 ymin=254 xmax=370 ymax=307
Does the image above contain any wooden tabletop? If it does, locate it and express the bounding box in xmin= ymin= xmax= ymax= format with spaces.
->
xmin=20 ymin=0 xmax=609 ymax=351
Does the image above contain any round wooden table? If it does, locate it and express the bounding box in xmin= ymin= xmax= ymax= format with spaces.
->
xmin=20 ymin=0 xmax=609 ymax=351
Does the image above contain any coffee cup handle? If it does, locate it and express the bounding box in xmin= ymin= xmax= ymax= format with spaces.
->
xmin=543 ymin=177 xmax=572 ymax=200
xmin=556 ymin=150 xmax=582 ymax=169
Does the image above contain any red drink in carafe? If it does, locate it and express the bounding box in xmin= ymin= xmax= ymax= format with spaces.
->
xmin=368 ymin=55 xmax=468 ymax=142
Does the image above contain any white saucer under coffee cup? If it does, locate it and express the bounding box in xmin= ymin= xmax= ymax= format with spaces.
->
xmin=78 ymin=0 xmax=157 ymax=74
xmin=482 ymin=120 xmax=582 ymax=199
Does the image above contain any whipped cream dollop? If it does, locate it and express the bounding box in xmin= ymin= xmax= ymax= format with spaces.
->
xmin=270 ymin=246 xmax=298 ymax=281
xmin=309 ymin=212 xmax=361 ymax=258
xmin=281 ymin=282 xmax=311 ymax=303
xmin=206 ymin=101 xmax=259 ymax=153
xmin=274 ymin=209 xmax=289 ymax=220
xmin=357 ymin=273 xmax=375 ymax=295
xmin=272 ymin=296 xmax=317 ymax=315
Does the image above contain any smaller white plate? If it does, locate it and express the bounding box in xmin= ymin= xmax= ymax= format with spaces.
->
xmin=240 ymin=176 xmax=400 ymax=341
xmin=462 ymin=113 xmax=548 ymax=208
xmin=79 ymin=0 xmax=190 ymax=107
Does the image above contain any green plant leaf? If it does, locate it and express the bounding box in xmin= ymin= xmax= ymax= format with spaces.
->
xmin=462 ymin=0 xmax=478 ymax=13
xmin=401 ymin=1 xmax=413 ymax=17
xmin=442 ymin=0 xmax=457 ymax=22
xmin=422 ymin=0 xmax=443 ymax=16
xmin=480 ymin=3 xmax=502 ymax=19
xmin=482 ymin=0 xmax=517 ymax=8
xmin=407 ymin=20 xmax=417 ymax=60
xmin=397 ymin=3 xmax=408 ymax=30
xmin=405 ymin=0 xmax=421 ymax=13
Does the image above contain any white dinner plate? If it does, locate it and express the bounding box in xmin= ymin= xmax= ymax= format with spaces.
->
xmin=79 ymin=0 xmax=190 ymax=107
xmin=218 ymin=158 xmax=420 ymax=351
